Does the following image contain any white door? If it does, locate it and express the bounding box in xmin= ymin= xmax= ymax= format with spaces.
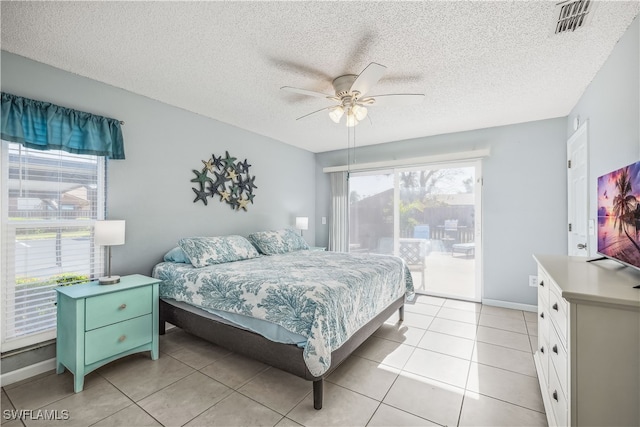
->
xmin=567 ymin=121 xmax=589 ymax=256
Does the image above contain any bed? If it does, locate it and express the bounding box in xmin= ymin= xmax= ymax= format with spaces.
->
xmin=152 ymin=231 xmax=414 ymax=409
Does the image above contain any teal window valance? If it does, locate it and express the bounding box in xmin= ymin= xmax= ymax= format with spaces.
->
xmin=1 ymin=92 xmax=125 ymax=159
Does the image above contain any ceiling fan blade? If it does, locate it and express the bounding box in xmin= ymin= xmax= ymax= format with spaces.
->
xmin=281 ymin=86 xmax=334 ymax=99
xmin=367 ymin=94 xmax=425 ymax=107
xmin=350 ymin=62 xmax=387 ymax=97
xmin=296 ymin=106 xmax=332 ymax=121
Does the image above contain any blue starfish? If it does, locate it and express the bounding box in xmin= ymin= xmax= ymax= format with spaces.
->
xmin=246 ymin=193 xmax=256 ymax=204
xmin=237 ymin=159 xmax=252 ymax=173
xmin=192 ymin=187 xmax=209 ymax=205
xmin=230 ymin=184 xmax=241 ymax=197
xmin=212 ymin=154 xmax=224 ymax=169
xmin=222 ymin=151 xmax=237 ymax=169
xmin=236 ymin=174 xmax=246 ymax=189
xmin=244 ymin=174 xmax=258 ymax=193
xmin=227 ymin=196 xmax=239 ymax=209
xmin=210 ymin=170 xmax=227 ymax=190
xmin=207 ymin=181 xmax=220 ymax=197
xmin=190 ymin=169 xmax=212 ymax=186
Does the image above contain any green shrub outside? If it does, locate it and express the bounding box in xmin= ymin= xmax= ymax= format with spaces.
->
xmin=16 ymin=273 xmax=89 ymax=288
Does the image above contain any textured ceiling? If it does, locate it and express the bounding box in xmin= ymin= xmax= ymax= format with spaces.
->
xmin=1 ymin=1 xmax=638 ymax=153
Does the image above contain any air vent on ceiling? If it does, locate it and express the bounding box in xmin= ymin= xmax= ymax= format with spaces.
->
xmin=552 ymin=0 xmax=597 ymax=34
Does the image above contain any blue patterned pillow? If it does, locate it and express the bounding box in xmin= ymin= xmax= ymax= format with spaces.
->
xmin=163 ymin=246 xmax=190 ymax=263
xmin=247 ymin=228 xmax=309 ymax=255
xmin=178 ymin=235 xmax=260 ymax=268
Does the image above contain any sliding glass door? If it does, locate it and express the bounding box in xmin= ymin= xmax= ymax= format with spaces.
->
xmin=349 ymin=161 xmax=482 ymax=301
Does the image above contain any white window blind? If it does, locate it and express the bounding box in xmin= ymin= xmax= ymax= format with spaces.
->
xmin=1 ymin=141 xmax=106 ymax=351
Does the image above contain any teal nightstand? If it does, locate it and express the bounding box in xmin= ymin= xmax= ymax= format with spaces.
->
xmin=55 ymin=274 xmax=160 ymax=392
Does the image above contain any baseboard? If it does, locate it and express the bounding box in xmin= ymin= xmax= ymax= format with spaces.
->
xmin=482 ymin=298 xmax=537 ymax=312
xmin=0 ymin=358 xmax=56 ymax=387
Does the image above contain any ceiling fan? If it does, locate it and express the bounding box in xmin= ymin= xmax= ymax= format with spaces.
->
xmin=281 ymin=62 xmax=425 ymax=127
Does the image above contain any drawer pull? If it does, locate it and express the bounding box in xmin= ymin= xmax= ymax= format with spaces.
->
xmin=552 ymin=303 xmax=558 ymax=311
xmin=552 ymin=345 xmax=558 ymax=354
xmin=539 ymin=280 xmax=544 ymax=287
xmin=118 ymin=335 xmax=127 ymax=342
xmin=540 ymin=312 xmax=544 ymax=319
xmin=540 ymin=346 xmax=545 ymax=354
xmin=119 ymin=304 xmax=127 ymax=310
xmin=552 ymin=390 xmax=559 ymax=402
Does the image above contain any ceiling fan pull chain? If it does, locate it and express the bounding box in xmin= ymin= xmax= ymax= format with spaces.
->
xmin=353 ymin=124 xmax=356 ymax=165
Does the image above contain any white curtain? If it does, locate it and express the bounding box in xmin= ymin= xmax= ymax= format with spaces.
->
xmin=329 ymin=171 xmax=349 ymax=252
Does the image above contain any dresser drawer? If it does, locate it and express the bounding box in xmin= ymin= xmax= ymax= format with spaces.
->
xmin=548 ymin=288 xmax=568 ymax=347
xmin=537 ymin=267 xmax=550 ymax=305
xmin=549 ymin=323 xmax=568 ymax=397
xmin=537 ymin=292 xmax=549 ymax=339
xmin=537 ymin=295 xmax=550 ymax=374
xmin=548 ymin=364 xmax=568 ymax=427
xmin=85 ymin=314 xmax=152 ymax=364
xmin=85 ymin=286 xmax=152 ymax=330
xmin=537 ymin=325 xmax=550 ymax=382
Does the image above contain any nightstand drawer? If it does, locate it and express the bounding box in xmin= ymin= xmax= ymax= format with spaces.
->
xmin=85 ymin=314 xmax=152 ymax=364
xmin=85 ymin=286 xmax=152 ymax=330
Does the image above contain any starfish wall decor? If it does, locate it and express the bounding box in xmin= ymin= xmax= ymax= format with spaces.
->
xmin=191 ymin=151 xmax=257 ymax=211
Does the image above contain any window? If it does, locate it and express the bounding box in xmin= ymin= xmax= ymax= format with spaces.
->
xmin=349 ymin=161 xmax=482 ymax=301
xmin=1 ymin=141 xmax=106 ymax=351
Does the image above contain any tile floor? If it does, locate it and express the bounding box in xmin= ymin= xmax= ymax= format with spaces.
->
xmin=1 ymin=295 xmax=547 ymax=427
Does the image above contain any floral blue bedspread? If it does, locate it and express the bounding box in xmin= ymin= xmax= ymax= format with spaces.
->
xmin=152 ymin=250 xmax=413 ymax=376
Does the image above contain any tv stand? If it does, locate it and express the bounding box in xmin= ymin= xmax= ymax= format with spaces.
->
xmin=586 ymin=256 xmax=608 ymax=263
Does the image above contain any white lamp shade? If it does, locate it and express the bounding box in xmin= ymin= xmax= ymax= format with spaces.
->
xmin=328 ymin=106 xmax=344 ymax=123
xmin=352 ymin=104 xmax=368 ymax=121
xmin=345 ymin=112 xmax=358 ymax=127
xmin=295 ymin=217 xmax=309 ymax=231
xmin=94 ymin=220 xmax=126 ymax=246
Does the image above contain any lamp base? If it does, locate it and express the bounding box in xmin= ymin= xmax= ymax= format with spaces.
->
xmin=98 ymin=275 xmax=121 ymax=285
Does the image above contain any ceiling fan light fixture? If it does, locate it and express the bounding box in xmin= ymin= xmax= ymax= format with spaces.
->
xmin=283 ymin=62 xmax=425 ymax=126
xmin=352 ymin=104 xmax=368 ymax=121
xmin=329 ymin=106 xmax=344 ymax=123
xmin=345 ymin=111 xmax=358 ymax=127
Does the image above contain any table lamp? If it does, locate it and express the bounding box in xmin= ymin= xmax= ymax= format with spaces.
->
xmin=295 ymin=217 xmax=309 ymax=236
xmin=95 ymin=220 xmax=125 ymax=285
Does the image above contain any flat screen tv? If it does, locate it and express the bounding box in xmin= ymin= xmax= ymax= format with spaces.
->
xmin=596 ymin=159 xmax=640 ymax=271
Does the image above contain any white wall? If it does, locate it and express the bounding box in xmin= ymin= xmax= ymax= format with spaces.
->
xmin=566 ymin=16 xmax=640 ymax=257
xmin=316 ymin=118 xmax=568 ymax=306
xmin=1 ymin=51 xmax=317 ymax=278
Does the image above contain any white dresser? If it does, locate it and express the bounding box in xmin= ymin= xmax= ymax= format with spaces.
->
xmin=534 ymin=255 xmax=640 ymax=427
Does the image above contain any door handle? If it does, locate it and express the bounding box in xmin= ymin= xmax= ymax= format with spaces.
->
xmin=577 ymin=243 xmax=587 ymax=250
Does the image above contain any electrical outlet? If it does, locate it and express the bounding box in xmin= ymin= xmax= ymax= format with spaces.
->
xmin=321 ymin=217 xmax=327 ymax=225
xmin=529 ymin=275 xmax=538 ymax=287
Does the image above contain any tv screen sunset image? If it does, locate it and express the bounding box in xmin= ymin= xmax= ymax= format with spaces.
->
xmin=597 ymin=160 xmax=640 ymax=268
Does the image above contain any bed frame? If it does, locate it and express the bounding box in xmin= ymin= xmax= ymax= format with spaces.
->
xmin=159 ymin=296 xmax=405 ymax=409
